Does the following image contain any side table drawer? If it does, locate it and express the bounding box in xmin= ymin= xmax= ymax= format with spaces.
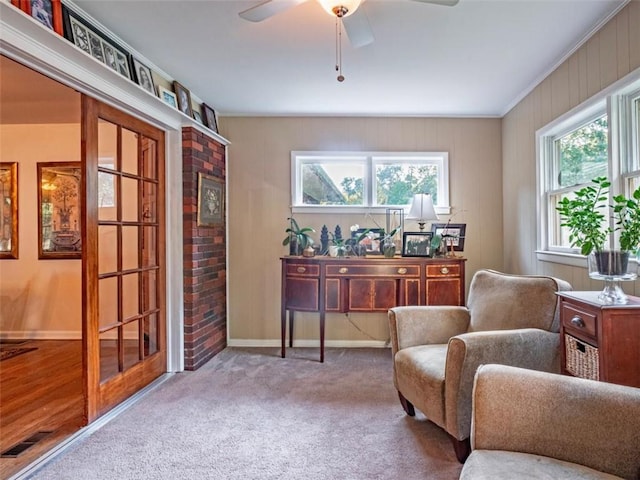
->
xmin=285 ymin=264 xmax=319 ymax=277
xmin=426 ymin=264 xmax=460 ymax=277
xmin=326 ymin=264 xmax=420 ymax=277
xmin=562 ymin=304 xmax=597 ymax=338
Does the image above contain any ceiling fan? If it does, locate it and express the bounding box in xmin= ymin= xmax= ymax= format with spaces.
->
xmin=239 ymin=0 xmax=459 ymax=48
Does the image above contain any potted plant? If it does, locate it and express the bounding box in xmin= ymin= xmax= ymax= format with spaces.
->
xmin=556 ymin=176 xmax=640 ymax=275
xmin=282 ymin=217 xmax=314 ymax=256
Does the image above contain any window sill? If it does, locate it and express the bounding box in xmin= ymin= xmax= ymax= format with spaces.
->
xmin=536 ymin=250 xmax=639 ymax=268
xmin=292 ymin=205 xmax=451 ymax=215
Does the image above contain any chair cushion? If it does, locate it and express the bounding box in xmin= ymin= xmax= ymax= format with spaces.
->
xmin=394 ymin=344 xmax=448 ymax=428
xmin=460 ymin=450 xmax=625 ymax=480
xmin=467 ymin=270 xmax=569 ymax=333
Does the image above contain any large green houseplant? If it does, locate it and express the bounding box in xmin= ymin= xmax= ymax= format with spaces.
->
xmin=282 ymin=217 xmax=315 ymax=256
xmin=556 ymin=176 xmax=640 ymax=276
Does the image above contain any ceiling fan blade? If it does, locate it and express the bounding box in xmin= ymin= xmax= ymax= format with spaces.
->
xmin=239 ymin=0 xmax=307 ymax=22
xmin=411 ymin=0 xmax=459 ymax=6
xmin=342 ymin=9 xmax=374 ymax=48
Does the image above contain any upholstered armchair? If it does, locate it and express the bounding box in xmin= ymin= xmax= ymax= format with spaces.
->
xmin=388 ymin=269 xmax=572 ymax=462
xmin=461 ymin=364 xmax=640 ymax=479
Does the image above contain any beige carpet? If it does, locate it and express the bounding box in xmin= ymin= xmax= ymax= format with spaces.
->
xmin=30 ymin=347 xmax=463 ymax=480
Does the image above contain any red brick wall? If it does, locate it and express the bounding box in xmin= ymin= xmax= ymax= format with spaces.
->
xmin=182 ymin=127 xmax=226 ymax=370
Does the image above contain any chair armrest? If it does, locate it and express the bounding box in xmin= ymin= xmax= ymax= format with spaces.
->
xmin=443 ymin=328 xmax=560 ymax=440
xmin=388 ymin=306 xmax=470 ymax=355
xmin=471 ymin=364 xmax=640 ymax=480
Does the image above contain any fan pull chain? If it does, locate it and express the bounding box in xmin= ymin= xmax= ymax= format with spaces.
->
xmin=335 ymin=16 xmax=345 ymax=82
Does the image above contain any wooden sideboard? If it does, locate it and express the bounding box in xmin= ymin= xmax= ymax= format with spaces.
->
xmin=281 ymin=256 xmax=466 ymax=362
xmin=558 ymin=291 xmax=640 ymax=388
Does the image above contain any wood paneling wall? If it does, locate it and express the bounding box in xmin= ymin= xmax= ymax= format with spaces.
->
xmin=220 ymin=116 xmax=502 ymax=345
xmin=502 ymin=1 xmax=640 ymax=291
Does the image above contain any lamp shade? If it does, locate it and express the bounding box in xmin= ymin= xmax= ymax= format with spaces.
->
xmin=406 ymin=193 xmax=438 ymax=223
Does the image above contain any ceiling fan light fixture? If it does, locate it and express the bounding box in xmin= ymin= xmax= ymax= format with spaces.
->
xmin=317 ymin=0 xmax=362 ymax=17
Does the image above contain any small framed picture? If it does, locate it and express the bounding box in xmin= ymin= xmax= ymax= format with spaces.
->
xmin=353 ymin=228 xmax=383 ymax=255
xmin=88 ymin=30 xmax=105 ymax=62
xmin=173 ymin=81 xmax=193 ymax=118
xmin=37 ymin=162 xmax=82 ymax=259
xmin=102 ymin=41 xmax=118 ymax=71
xmin=431 ymin=223 xmax=466 ymax=251
xmin=197 ymin=173 xmax=224 ymax=227
xmin=193 ymin=110 xmax=202 ymax=123
xmin=0 ymin=162 xmax=19 ymax=259
xmin=202 ymin=103 xmax=218 ymax=133
xmin=18 ymin=0 xmax=64 ymax=35
xmin=157 ymin=85 xmax=178 ymax=109
xmin=68 ymin=15 xmax=89 ymax=54
xmin=115 ymin=50 xmax=131 ymax=78
xmin=132 ymin=58 xmax=155 ymax=95
xmin=402 ymin=232 xmax=433 ymax=257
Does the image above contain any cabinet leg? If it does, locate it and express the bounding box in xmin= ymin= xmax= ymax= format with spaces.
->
xmin=281 ymin=310 xmax=287 ymax=358
xmin=289 ymin=311 xmax=294 ymax=348
xmin=320 ymin=312 xmax=325 ymax=363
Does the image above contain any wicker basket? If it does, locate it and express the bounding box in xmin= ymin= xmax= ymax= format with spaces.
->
xmin=565 ymin=334 xmax=599 ymax=381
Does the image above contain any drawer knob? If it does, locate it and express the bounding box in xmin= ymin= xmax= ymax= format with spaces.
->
xmin=570 ymin=316 xmax=585 ymax=328
xmin=440 ymin=267 xmax=449 ymax=274
xmin=339 ymin=267 xmax=348 ymax=274
xmin=297 ymin=267 xmax=306 ymax=273
xmin=397 ymin=268 xmax=407 ymax=274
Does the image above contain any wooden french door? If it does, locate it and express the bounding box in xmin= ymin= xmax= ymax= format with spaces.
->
xmin=82 ymin=96 xmax=166 ymax=421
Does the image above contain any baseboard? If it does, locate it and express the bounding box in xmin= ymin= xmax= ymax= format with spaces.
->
xmin=227 ymin=339 xmax=389 ymax=348
xmin=0 ymin=331 xmax=81 ymax=340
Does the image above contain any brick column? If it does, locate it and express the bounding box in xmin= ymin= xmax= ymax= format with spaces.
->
xmin=182 ymin=127 xmax=226 ymax=370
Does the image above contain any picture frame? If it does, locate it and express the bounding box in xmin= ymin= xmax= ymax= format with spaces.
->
xmin=37 ymin=162 xmax=82 ymax=259
xmin=13 ymin=0 xmax=64 ymax=36
xmin=193 ymin=110 xmax=202 ymax=123
xmin=62 ymin=5 xmax=133 ymax=81
xmin=197 ymin=173 xmax=224 ymax=227
xmin=173 ymin=81 xmax=193 ymax=118
xmin=431 ymin=223 xmax=466 ymax=251
xmin=402 ymin=232 xmax=433 ymax=257
xmin=132 ymin=58 xmax=155 ymax=95
xmin=202 ymin=103 xmax=218 ymax=133
xmin=0 ymin=162 xmax=19 ymax=259
xmin=352 ymin=228 xmax=383 ymax=255
xmin=157 ymin=85 xmax=178 ymax=109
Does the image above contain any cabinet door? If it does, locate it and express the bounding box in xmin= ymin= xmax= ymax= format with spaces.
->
xmin=348 ymin=279 xmax=397 ymax=311
xmin=426 ymin=279 xmax=461 ymax=305
xmin=285 ymin=277 xmax=319 ymax=311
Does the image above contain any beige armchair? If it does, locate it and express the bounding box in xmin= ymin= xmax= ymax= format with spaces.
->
xmin=462 ymin=364 xmax=640 ymax=479
xmin=388 ymin=269 xmax=571 ymax=462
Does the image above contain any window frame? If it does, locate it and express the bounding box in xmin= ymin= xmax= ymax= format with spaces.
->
xmin=537 ymin=67 xmax=640 ymax=267
xmin=291 ymin=151 xmax=450 ymax=215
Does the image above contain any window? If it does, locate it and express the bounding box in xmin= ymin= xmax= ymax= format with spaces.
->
xmin=538 ymin=68 xmax=640 ymax=261
xmin=291 ymin=151 xmax=449 ymax=213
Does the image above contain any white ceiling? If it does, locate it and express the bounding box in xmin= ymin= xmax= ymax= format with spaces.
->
xmin=71 ymin=0 xmax=626 ymax=117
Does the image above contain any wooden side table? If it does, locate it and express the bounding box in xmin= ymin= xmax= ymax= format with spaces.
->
xmin=557 ymin=291 xmax=640 ymax=388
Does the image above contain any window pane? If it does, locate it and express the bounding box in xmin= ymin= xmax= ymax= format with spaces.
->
xmin=557 ymin=115 xmax=608 ymax=187
xmin=375 ymin=163 xmax=439 ymax=205
xmin=301 ymin=163 xmax=364 ymax=205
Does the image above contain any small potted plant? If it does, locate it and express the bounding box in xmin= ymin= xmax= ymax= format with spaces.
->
xmin=282 ymin=217 xmax=315 ymax=256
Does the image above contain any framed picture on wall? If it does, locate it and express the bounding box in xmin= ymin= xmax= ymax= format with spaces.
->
xmin=202 ymin=104 xmax=218 ymax=133
xmin=0 ymin=162 xmax=19 ymax=259
xmin=197 ymin=173 xmax=224 ymax=227
xmin=157 ymin=85 xmax=178 ymax=109
xmin=173 ymin=81 xmax=193 ymax=118
xmin=12 ymin=0 xmax=64 ymax=35
xmin=132 ymin=57 xmax=155 ymax=95
xmin=37 ymin=162 xmax=82 ymax=259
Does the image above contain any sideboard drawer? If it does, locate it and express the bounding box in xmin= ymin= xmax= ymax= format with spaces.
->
xmin=562 ymin=303 xmax=597 ymax=339
xmin=285 ymin=263 xmax=320 ymax=277
xmin=426 ymin=264 xmax=461 ymax=277
xmin=326 ymin=264 xmax=420 ymax=277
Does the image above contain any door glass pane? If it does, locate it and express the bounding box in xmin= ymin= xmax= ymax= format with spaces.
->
xmin=141 ymin=136 xmax=157 ymax=180
xmin=99 ymin=329 xmax=119 ymax=383
xmin=142 ymin=181 xmax=156 ymax=223
xmin=123 ymin=321 xmax=140 ymax=370
xmin=121 ymin=177 xmax=139 ymax=222
xmin=142 ymin=269 xmax=157 ymax=312
xmin=122 ymin=128 xmax=138 ymax=175
xmin=98 ymin=170 xmax=118 ymax=221
xmin=98 ymin=119 xmax=117 ymax=169
xmin=99 ymin=277 xmax=118 ymax=328
xmin=142 ymin=227 xmax=157 ymax=267
xmin=144 ymin=313 xmax=158 ymax=356
xmin=122 ymin=273 xmax=139 ymax=319
xmin=98 ymin=225 xmax=118 ymax=275
xmin=122 ymin=226 xmax=139 ymax=270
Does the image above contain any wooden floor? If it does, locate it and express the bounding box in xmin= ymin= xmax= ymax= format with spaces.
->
xmin=0 ymin=340 xmax=84 ymax=479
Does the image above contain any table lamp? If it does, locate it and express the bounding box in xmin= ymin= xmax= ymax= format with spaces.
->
xmin=406 ymin=193 xmax=438 ymax=231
